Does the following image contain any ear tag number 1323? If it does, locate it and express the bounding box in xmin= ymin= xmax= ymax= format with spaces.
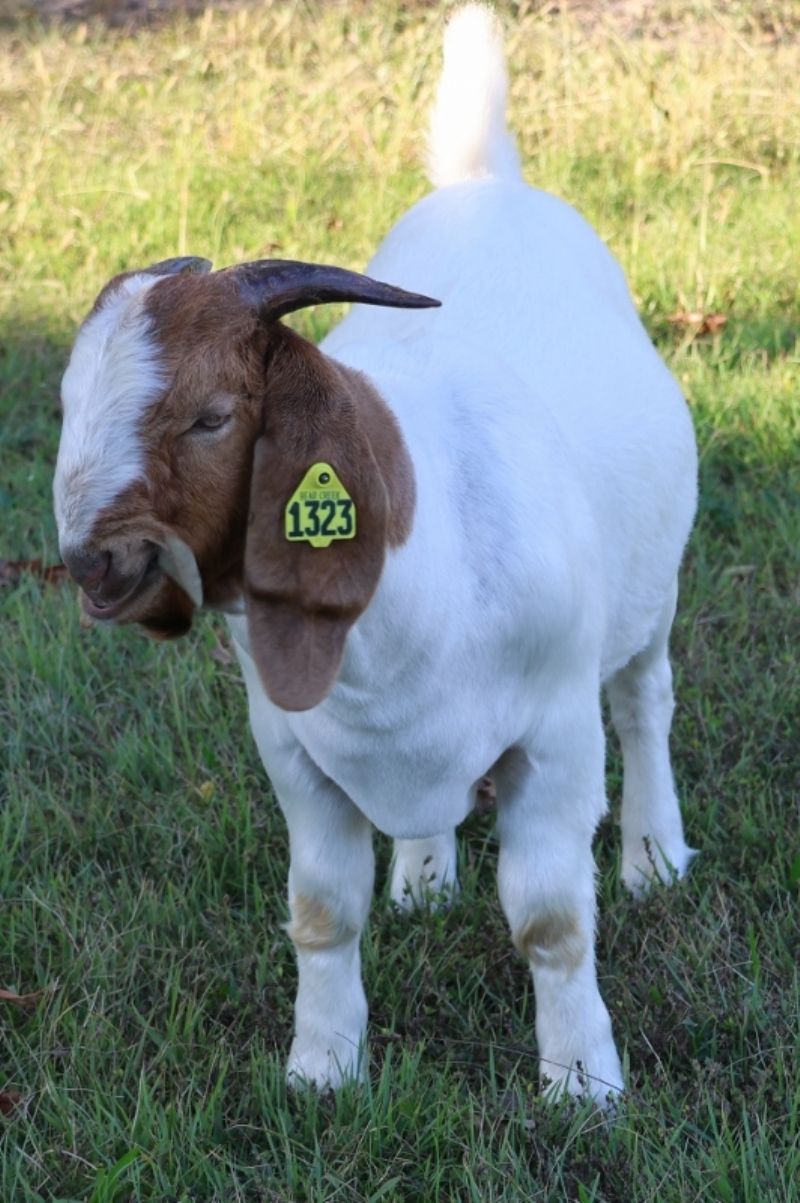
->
xmin=284 ymin=462 xmax=357 ymax=549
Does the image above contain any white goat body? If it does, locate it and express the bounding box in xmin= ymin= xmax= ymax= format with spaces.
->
xmin=226 ymin=7 xmax=697 ymax=1098
xmin=55 ymin=5 xmax=698 ymax=1102
xmin=278 ymin=185 xmax=697 ymax=831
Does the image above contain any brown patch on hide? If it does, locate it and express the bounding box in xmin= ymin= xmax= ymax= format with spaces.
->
xmin=139 ymin=274 xmax=266 ymax=605
xmin=82 ymin=273 xmax=266 ymax=634
xmin=87 ymin=257 xmax=209 ymax=317
xmin=286 ymin=893 xmax=353 ymax=952
xmin=244 ymin=323 xmax=415 ymax=710
xmin=513 ymin=908 xmax=587 ymax=974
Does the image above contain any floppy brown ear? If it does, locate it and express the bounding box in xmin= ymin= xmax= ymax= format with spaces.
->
xmin=244 ymin=327 xmax=394 ymax=711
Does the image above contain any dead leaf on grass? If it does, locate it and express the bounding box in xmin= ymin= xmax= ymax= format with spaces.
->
xmin=0 ymin=558 xmax=70 ymax=587
xmin=0 ymin=1090 xmax=23 ymax=1117
xmin=0 ymin=987 xmax=46 ymax=1007
xmin=666 ymin=310 xmax=728 ymax=336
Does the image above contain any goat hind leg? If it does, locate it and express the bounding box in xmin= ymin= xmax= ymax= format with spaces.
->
xmin=607 ymin=580 xmax=697 ymax=896
xmin=389 ymin=831 xmax=458 ymax=911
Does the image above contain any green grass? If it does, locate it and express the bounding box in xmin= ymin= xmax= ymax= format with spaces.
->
xmin=1 ymin=2 xmax=798 ymax=1199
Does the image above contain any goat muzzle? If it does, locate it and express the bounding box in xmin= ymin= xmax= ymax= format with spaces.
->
xmin=64 ymin=544 xmax=162 ymax=621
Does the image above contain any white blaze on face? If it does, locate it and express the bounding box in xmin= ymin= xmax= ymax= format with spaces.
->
xmin=54 ymin=274 xmax=165 ymax=556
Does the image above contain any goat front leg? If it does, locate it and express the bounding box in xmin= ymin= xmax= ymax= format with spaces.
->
xmin=231 ymin=627 xmax=373 ymax=1089
xmin=267 ymin=751 xmax=374 ymax=1089
xmin=607 ymin=581 xmax=697 ymax=895
xmin=496 ymin=699 xmax=624 ymax=1104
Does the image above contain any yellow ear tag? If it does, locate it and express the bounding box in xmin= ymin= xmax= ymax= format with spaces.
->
xmin=284 ymin=462 xmax=357 ymax=549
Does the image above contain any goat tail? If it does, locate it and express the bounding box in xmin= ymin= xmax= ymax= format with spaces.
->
xmin=426 ymin=3 xmax=521 ymax=189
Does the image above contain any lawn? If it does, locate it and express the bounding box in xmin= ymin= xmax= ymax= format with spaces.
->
xmin=0 ymin=1 xmax=798 ymax=1200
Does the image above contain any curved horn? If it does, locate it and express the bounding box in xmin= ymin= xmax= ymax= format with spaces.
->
xmin=145 ymin=256 xmax=213 ymax=277
xmin=229 ymin=259 xmax=441 ymax=321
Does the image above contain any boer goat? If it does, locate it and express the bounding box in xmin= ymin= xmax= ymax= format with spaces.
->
xmin=54 ymin=5 xmax=697 ymax=1101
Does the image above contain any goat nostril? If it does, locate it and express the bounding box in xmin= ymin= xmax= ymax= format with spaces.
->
xmin=80 ymin=553 xmax=111 ymax=591
xmin=84 ymin=551 xmax=111 ymax=589
xmin=63 ymin=548 xmax=111 ymax=590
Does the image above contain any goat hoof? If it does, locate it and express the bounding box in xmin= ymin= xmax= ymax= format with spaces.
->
xmin=287 ymin=1036 xmax=367 ymax=1091
xmin=622 ymin=841 xmax=699 ymax=897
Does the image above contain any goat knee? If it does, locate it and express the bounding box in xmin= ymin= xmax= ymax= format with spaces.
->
xmin=512 ymin=904 xmax=588 ymax=974
xmin=287 ymin=892 xmax=356 ymax=952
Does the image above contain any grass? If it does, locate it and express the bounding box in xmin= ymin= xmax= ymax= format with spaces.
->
xmin=1 ymin=1 xmax=798 ymax=1199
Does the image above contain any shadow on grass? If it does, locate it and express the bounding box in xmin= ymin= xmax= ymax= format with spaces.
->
xmin=0 ymin=324 xmax=67 ymax=408
xmin=0 ymin=0 xmax=231 ymax=30
xmin=0 ymin=324 xmax=69 ymax=554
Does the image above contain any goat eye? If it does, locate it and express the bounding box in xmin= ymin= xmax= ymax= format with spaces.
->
xmin=191 ymin=413 xmax=230 ymax=433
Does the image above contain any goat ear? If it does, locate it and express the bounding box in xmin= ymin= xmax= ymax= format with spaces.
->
xmin=243 ymin=329 xmax=390 ymax=711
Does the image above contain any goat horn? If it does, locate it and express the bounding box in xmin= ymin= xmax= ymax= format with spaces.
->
xmin=145 ymin=256 xmax=213 ymax=277
xmin=229 ymin=259 xmax=441 ymax=320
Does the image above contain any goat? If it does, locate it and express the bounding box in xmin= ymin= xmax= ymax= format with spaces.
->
xmin=53 ymin=5 xmax=697 ymax=1102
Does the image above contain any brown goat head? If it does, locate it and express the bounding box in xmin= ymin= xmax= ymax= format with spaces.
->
xmin=54 ymin=257 xmax=436 ymax=706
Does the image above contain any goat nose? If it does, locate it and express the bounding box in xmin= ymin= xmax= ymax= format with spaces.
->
xmin=62 ymin=547 xmax=111 ymax=590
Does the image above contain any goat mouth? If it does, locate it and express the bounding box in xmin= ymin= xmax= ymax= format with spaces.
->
xmin=81 ymin=554 xmax=162 ymax=622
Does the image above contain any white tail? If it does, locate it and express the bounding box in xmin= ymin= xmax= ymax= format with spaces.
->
xmin=427 ymin=4 xmax=521 ymax=188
